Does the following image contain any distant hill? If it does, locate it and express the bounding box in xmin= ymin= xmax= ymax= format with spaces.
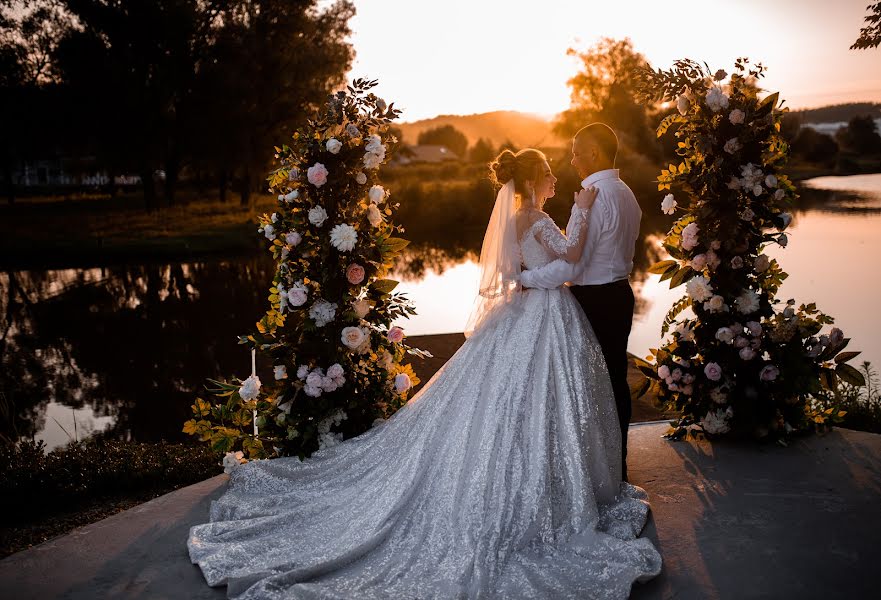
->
xmin=793 ymin=102 xmax=881 ymax=124
xmin=396 ymin=111 xmax=565 ymax=150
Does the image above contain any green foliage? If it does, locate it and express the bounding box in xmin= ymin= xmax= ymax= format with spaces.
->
xmin=835 ymin=115 xmax=881 ymax=154
xmin=184 ymin=81 xmax=427 ymax=460
xmin=0 ymin=439 xmax=221 ymax=522
xmin=635 ymin=58 xmax=865 ymax=442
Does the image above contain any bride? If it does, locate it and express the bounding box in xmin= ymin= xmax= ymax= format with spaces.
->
xmin=189 ymin=148 xmax=662 ymax=599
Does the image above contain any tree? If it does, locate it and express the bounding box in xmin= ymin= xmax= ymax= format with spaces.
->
xmin=417 ymin=125 xmax=467 ymax=159
xmin=835 ymin=114 xmax=881 ymax=154
xmin=468 ymin=137 xmax=496 ymax=164
xmin=555 ymin=38 xmax=656 ymax=157
xmin=791 ymin=127 xmax=839 ymax=164
xmin=851 ymin=2 xmax=881 ymax=50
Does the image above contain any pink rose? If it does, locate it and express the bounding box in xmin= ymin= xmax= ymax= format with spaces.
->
xmin=690 ymin=254 xmax=707 ymax=271
xmin=307 ymin=162 xmax=329 ymax=187
xmin=704 ymin=362 xmax=723 ymax=381
xmin=346 ymin=263 xmax=365 ymax=285
xmin=387 ymin=326 xmax=405 ymax=343
xmin=657 ymin=365 xmax=671 ymax=379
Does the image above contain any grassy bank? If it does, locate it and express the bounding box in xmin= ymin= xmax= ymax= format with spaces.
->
xmin=0 ymin=191 xmax=274 ymax=268
xmin=0 ymin=438 xmax=221 ymax=559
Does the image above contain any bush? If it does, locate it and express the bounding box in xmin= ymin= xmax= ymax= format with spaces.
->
xmin=0 ymin=439 xmax=221 ymax=522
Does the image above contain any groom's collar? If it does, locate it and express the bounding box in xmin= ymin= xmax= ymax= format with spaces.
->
xmin=581 ymin=169 xmax=620 ymax=188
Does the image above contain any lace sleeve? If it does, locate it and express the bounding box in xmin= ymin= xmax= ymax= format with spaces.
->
xmin=534 ymin=211 xmax=590 ymax=259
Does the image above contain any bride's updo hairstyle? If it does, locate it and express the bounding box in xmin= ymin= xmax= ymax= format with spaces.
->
xmin=489 ymin=148 xmax=547 ymax=206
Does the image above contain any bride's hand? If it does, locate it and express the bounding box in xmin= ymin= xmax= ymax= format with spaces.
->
xmin=574 ymin=186 xmax=598 ymax=210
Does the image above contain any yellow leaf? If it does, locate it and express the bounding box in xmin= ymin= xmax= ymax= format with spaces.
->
xmin=838 ymin=410 xmax=848 ymax=418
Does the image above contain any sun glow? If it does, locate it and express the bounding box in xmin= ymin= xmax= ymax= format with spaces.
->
xmin=348 ymin=0 xmax=880 ymax=122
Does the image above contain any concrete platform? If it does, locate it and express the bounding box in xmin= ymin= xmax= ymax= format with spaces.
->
xmin=2 ymin=422 xmax=879 ymax=599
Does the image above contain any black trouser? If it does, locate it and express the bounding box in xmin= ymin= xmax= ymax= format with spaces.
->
xmin=570 ymin=279 xmax=634 ymax=481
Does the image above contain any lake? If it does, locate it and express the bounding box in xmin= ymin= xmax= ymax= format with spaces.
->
xmin=3 ymin=173 xmax=880 ymax=451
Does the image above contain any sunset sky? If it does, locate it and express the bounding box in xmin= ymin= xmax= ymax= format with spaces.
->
xmin=346 ymin=0 xmax=881 ymax=122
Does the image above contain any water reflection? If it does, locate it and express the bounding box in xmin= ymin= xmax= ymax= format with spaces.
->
xmin=3 ymin=174 xmax=880 ymax=449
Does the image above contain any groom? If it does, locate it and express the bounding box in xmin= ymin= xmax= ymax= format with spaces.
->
xmin=521 ymin=123 xmax=642 ymax=481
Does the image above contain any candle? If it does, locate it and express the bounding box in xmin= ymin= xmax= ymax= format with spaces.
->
xmin=252 ymin=349 xmax=258 ymax=437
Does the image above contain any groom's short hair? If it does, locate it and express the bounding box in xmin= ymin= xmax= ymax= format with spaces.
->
xmin=575 ymin=123 xmax=619 ymax=165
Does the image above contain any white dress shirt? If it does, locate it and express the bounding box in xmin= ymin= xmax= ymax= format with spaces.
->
xmin=520 ymin=169 xmax=642 ymax=289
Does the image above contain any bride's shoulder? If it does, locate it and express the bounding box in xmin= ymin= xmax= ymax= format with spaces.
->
xmin=516 ymin=208 xmax=548 ymax=238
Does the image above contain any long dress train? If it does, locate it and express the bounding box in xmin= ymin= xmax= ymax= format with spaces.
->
xmin=188 ymin=214 xmax=662 ymax=599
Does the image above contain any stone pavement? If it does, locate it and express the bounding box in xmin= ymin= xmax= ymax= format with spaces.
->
xmin=2 ymin=422 xmax=878 ymax=599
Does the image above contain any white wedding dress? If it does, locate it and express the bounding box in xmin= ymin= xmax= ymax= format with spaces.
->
xmin=188 ymin=211 xmax=662 ymax=599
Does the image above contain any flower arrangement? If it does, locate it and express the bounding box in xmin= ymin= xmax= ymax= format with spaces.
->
xmin=184 ymin=79 xmax=427 ymax=461
xmin=634 ymin=59 xmax=864 ymax=442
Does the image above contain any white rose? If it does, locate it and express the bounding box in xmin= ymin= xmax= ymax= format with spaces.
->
xmin=327 ymin=363 xmax=344 ymax=379
xmin=734 ymin=289 xmax=760 ymax=314
xmin=304 ymin=384 xmax=322 ymax=397
xmin=394 ymin=373 xmax=412 ymax=394
xmin=321 ymin=376 xmax=338 ymax=392
xmin=754 ymin=254 xmax=770 ymax=273
xmin=305 ymin=370 xmax=323 ymax=388
xmin=658 ymin=365 xmax=671 ymax=379
xmin=366 ymin=204 xmax=383 ymax=227
xmin=368 ymin=185 xmax=385 ymax=204
xmin=288 ymin=167 xmax=299 ymax=181
xmin=686 ymin=275 xmax=713 ymax=302
xmin=285 ymin=231 xmax=302 ymax=246
xmin=273 ymin=365 xmax=288 ymax=380
xmin=365 ymin=134 xmax=384 ymax=153
xmin=765 ymin=174 xmax=778 ymax=188
xmin=729 ymin=109 xmax=745 ymax=125
xmin=329 ymin=223 xmax=358 ymax=252
xmin=308 ymin=299 xmax=337 ymax=327
xmin=363 ymin=152 xmax=382 ymax=170
xmin=676 ymin=94 xmax=690 ymax=116
xmin=681 ymin=222 xmax=700 ymax=251
xmin=752 ymin=184 xmax=764 ymax=197
xmin=723 ymin=138 xmax=742 ymax=154
xmin=341 ymin=326 xmax=367 ymax=349
xmin=326 ymin=138 xmax=342 ymax=154
xmin=346 ymin=123 xmax=360 ymax=137
xmin=263 ymin=224 xmax=275 ymax=240
xmin=735 ymin=336 xmax=750 ymax=348
xmin=308 ymin=205 xmax=328 ymax=227
xmin=730 ymin=256 xmax=744 ymax=269
xmin=774 ymin=189 xmax=786 ymax=201
xmin=355 ymin=172 xmax=367 ymax=185
xmin=297 ymin=365 xmax=309 ymax=379
xmin=271 ymin=212 xmax=279 ymax=223
xmin=739 ymin=207 xmax=755 ymax=221
xmin=222 ymin=451 xmax=245 ymax=474
xmin=283 ymin=190 xmax=299 ymax=203
xmin=739 ymin=347 xmax=756 ymax=361
xmin=375 ymin=98 xmax=387 ymax=112
xmin=238 ymin=374 xmax=261 ymax=401
xmin=704 ymin=295 xmax=726 ymax=312
xmin=715 ymin=327 xmax=735 ymax=344
xmin=705 ymin=86 xmax=730 ymax=112
xmin=661 ymin=193 xmax=677 ymax=215
xmin=288 ymin=288 xmax=307 ymax=307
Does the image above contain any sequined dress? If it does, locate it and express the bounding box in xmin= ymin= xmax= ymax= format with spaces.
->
xmin=188 ymin=214 xmax=662 ymax=598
